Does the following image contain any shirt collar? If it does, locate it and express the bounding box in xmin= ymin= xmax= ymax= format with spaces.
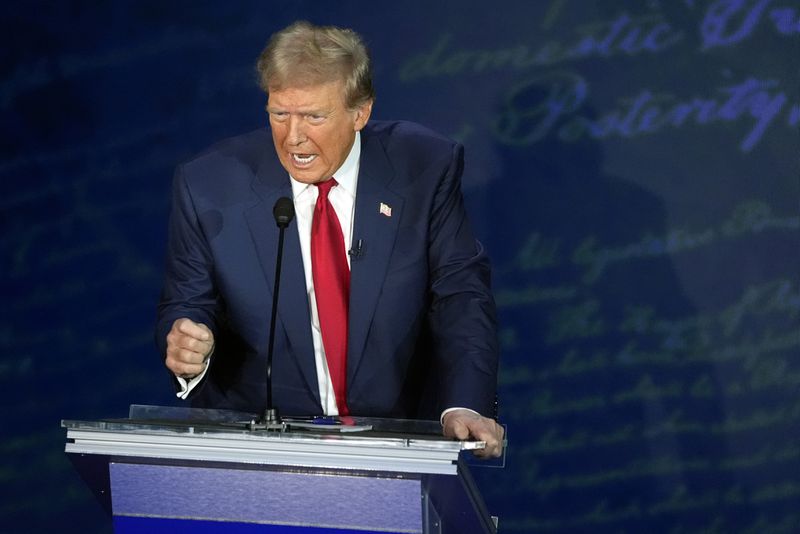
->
xmin=290 ymin=131 xmax=361 ymax=199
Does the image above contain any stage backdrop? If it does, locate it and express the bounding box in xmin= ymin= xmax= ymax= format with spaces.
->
xmin=1 ymin=1 xmax=798 ymax=532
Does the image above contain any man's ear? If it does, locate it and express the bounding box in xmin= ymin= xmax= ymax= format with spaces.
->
xmin=354 ymin=99 xmax=373 ymax=131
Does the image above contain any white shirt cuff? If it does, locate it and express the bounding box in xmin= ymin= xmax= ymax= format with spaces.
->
xmin=175 ymin=358 xmax=211 ymax=399
xmin=440 ymin=406 xmax=480 ymax=425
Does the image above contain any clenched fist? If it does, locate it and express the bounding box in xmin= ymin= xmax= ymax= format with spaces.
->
xmin=165 ymin=318 xmax=214 ymax=379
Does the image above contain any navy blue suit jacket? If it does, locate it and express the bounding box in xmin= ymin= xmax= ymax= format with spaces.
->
xmin=156 ymin=120 xmax=498 ymax=419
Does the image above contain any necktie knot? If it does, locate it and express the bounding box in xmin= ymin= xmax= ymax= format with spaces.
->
xmin=316 ymin=178 xmax=337 ymax=199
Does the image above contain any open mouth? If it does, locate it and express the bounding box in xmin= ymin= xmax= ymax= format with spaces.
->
xmin=292 ymin=153 xmax=317 ymax=165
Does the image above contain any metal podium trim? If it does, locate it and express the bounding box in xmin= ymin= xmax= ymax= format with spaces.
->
xmin=64 ymin=423 xmax=463 ymax=475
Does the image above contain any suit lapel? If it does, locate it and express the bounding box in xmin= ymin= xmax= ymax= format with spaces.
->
xmin=245 ymin=155 xmax=320 ymax=407
xmin=348 ymin=131 xmax=404 ymax=385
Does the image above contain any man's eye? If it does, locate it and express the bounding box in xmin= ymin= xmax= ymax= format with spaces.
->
xmin=307 ymin=114 xmax=326 ymax=124
xmin=271 ymin=112 xmax=288 ymax=121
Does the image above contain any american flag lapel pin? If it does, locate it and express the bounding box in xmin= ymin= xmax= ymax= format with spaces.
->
xmin=379 ymin=202 xmax=392 ymax=217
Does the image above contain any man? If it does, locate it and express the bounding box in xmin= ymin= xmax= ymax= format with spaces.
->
xmin=157 ymin=21 xmax=503 ymax=457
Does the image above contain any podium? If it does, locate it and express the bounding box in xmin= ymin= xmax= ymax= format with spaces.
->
xmin=63 ymin=405 xmax=499 ymax=533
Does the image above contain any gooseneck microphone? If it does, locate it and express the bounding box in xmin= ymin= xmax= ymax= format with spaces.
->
xmin=273 ymin=197 xmax=294 ymax=227
xmin=260 ymin=197 xmax=295 ymax=427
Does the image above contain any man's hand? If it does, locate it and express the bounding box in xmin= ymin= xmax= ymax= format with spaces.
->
xmin=442 ymin=409 xmax=505 ymax=459
xmin=165 ymin=318 xmax=214 ymax=379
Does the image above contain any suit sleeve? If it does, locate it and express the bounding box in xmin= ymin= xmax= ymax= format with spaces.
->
xmin=155 ymin=165 xmax=220 ymax=383
xmin=426 ymin=142 xmax=499 ymax=417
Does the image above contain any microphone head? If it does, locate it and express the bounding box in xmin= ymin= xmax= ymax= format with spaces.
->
xmin=273 ymin=197 xmax=295 ymax=228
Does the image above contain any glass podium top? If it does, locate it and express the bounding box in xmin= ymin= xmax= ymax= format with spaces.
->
xmin=62 ymin=405 xmax=483 ymax=475
xmin=62 ymin=404 xmax=484 ymax=453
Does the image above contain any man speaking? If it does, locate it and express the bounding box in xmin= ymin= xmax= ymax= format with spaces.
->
xmin=156 ymin=21 xmax=503 ymax=457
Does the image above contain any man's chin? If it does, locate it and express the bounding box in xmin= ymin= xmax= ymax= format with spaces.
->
xmin=290 ymin=172 xmax=327 ymax=184
xmin=280 ymin=161 xmax=326 ymax=184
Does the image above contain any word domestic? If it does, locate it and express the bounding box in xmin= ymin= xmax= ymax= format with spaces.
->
xmin=399 ymin=1 xmax=799 ymax=82
xmin=399 ymin=12 xmax=682 ymax=81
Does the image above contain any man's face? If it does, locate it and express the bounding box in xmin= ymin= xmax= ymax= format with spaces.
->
xmin=267 ymin=80 xmax=372 ymax=184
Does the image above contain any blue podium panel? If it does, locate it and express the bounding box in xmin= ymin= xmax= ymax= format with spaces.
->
xmin=110 ymin=462 xmax=423 ymax=534
xmin=113 ymin=516 xmax=402 ymax=533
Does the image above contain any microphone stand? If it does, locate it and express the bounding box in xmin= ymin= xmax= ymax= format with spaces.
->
xmin=261 ymin=224 xmax=285 ymax=427
xmin=250 ymin=198 xmax=294 ymax=431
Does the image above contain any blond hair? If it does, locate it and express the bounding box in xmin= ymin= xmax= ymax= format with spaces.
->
xmin=256 ymin=21 xmax=375 ymax=109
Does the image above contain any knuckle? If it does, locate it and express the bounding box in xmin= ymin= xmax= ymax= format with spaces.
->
xmin=165 ymin=357 xmax=181 ymax=374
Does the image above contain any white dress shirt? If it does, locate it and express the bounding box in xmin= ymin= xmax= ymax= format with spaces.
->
xmin=288 ymin=132 xmax=360 ymax=415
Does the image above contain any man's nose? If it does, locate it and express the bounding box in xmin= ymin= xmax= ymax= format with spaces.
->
xmin=287 ymin=116 xmax=307 ymax=145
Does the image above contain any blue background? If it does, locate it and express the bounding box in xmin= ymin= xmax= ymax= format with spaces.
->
xmin=1 ymin=1 xmax=798 ymax=532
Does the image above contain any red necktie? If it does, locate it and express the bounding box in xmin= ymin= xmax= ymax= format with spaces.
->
xmin=311 ymin=178 xmax=350 ymax=416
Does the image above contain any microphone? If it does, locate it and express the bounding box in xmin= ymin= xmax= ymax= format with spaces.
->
xmin=348 ymin=239 xmax=364 ymax=258
xmin=273 ymin=197 xmax=294 ymax=228
xmin=259 ymin=197 xmax=295 ymax=428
